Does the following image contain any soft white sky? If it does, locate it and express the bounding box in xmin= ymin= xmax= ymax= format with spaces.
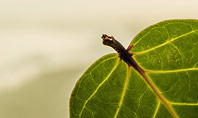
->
xmin=0 ymin=0 xmax=198 ymax=90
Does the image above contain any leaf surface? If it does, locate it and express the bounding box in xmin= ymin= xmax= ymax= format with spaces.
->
xmin=70 ymin=20 xmax=198 ymax=118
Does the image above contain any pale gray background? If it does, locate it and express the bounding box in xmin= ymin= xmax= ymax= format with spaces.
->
xmin=0 ymin=0 xmax=198 ymax=118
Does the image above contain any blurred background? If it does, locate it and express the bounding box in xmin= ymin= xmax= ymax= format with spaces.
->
xmin=0 ymin=0 xmax=197 ymax=118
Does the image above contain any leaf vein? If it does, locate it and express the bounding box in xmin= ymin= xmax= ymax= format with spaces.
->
xmin=147 ymin=68 xmax=198 ymax=73
xmin=136 ymin=88 xmax=149 ymax=112
xmin=134 ymin=30 xmax=198 ymax=55
xmin=132 ymin=27 xmax=163 ymax=46
xmin=114 ymin=67 xmax=131 ymax=118
xmin=169 ymin=102 xmax=198 ymax=106
xmin=78 ymin=60 xmax=120 ymax=117
xmin=152 ymin=100 xmax=161 ymax=118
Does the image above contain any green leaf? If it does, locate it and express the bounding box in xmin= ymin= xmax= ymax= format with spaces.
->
xmin=70 ymin=19 xmax=198 ymax=118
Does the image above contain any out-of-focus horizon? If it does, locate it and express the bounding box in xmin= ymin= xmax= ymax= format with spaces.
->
xmin=0 ymin=0 xmax=198 ymax=118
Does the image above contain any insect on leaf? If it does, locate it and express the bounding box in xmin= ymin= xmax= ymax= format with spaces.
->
xmin=70 ymin=19 xmax=198 ymax=118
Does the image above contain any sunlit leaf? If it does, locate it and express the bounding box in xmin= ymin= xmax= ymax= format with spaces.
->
xmin=70 ymin=20 xmax=198 ymax=118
